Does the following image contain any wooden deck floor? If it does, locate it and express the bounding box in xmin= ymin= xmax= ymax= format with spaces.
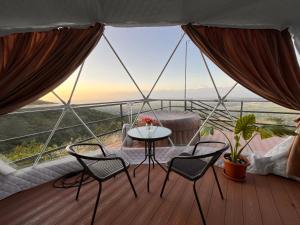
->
xmin=0 ymin=165 xmax=300 ymax=225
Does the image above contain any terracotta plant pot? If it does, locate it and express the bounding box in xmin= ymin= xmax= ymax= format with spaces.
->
xmin=223 ymin=153 xmax=250 ymax=182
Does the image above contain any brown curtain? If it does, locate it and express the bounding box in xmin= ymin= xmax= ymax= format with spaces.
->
xmin=182 ymin=24 xmax=300 ymax=177
xmin=0 ymin=23 xmax=104 ymax=115
xmin=182 ymin=24 xmax=300 ymax=110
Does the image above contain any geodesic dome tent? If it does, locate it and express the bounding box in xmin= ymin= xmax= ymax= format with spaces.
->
xmin=0 ymin=0 xmax=300 ymax=199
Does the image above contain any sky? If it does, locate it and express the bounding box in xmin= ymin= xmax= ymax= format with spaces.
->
xmin=41 ymin=26 xmax=293 ymax=104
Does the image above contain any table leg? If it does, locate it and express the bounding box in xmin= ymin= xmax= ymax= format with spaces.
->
xmin=133 ymin=139 xmax=167 ymax=191
xmin=152 ymin=141 xmax=167 ymax=172
xmin=147 ymin=141 xmax=151 ymax=192
xmin=150 ymin=157 xmax=155 ymax=168
xmin=133 ymin=141 xmax=148 ymax=177
xmin=133 ymin=156 xmax=147 ymax=177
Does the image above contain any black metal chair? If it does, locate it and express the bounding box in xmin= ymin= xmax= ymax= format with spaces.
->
xmin=66 ymin=143 xmax=137 ymax=225
xmin=160 ymin=141 xmax=229 ymax=225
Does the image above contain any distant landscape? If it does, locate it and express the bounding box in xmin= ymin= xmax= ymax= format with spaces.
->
xmin=0 ymin=104 xmax=124 ymax=168
xmin=28 ymin=100 xmax=55 ymax=105
xmin=0 ymin=98 xmax=299 ymax=169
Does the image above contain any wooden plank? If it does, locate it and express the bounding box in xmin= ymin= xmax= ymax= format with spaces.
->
xmin=147 ymin=174 xmax=187 ymax=225
xmin=254 ymin=175 xmax=283 ymax=225
xmin=112 ymin=168 xmax=168 ymax=225
xmin=282 ymin=178 xmax=300 ymax=217
xmin=23 ymin=173 xmax=126 ymax=225
xmin=119 ymin=169 xmax=175 ymax=225
xmin=165 ymin=176 xmax=195 ymax=225
xmin=185 ymin=169 xmax=215 ymax=225
xmin=1 ymin=166 xmax=300 ymax=225
xmin=268 ymin=175 xmax=300 ymax=225
xmin=15 ymin=185 xmax=80 ymax=225
xmin=242 ymin=173 xmax=263 ymax=225
xmin=206 ymin=168 xmax=228 ymax=225
xmin=0 ymin=179 xmax=56 ymax=215
xmin=27 ymin=173 xmax=127 ymax=225
xmin=224 ymin=178 xmax=243 ymax=225
xmin=0 ymin=176 xmax=82 ymax=224
xmin=71 ymin=167 xmax=147 ymax=225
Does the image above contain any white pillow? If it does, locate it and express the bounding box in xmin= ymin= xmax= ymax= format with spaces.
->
xmin=0 ymin=159 xmax=16 ymax=175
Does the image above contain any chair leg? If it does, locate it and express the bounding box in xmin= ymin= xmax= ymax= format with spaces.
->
xmin=212 ymin=166 xmax=224 ymax=200
xmin=91 ymin=182 xmax=102 ymax=225
xmin=76 ymin=170 xmax=85 ymax=201
xmin=193 ymin=181 xmax=206 ymax=225
xmin=125 ymin=168 xmax=138 ymax=198
xmin=160 ymin=168 xmax=171 ymax=198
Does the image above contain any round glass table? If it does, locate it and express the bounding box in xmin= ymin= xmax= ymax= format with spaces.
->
xmin=127 ymin=126 xmax=172 ymax=192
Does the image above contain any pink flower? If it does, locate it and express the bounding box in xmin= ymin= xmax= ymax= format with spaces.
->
xmin=140 ymin=116 xmax=156 ymax=125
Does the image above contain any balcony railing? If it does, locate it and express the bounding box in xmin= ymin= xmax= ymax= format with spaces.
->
xmin=0 ymin=98 xmax=298 ymax=169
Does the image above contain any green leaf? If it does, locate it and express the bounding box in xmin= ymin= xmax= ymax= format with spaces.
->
xmin=234 ymin=114 xmax=256 ymax=140
xmin=243 ymin=125 xmax=256 ymax=140
xmin=200 ymin=126 xmax=214 ymax=136
xmin=257 ymin=127 xmax=274 ymax=139
xmin=258 ymin=125 xmax=297 ymax=139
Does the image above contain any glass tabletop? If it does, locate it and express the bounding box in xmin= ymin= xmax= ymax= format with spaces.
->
xmin=127 ymin=126 xmax=172 ymax=141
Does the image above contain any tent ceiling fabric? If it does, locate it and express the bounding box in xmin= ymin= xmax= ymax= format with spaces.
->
xmin=0 ymin=0 xmax=300 ymax=33
xmin=1 ymin=0 xmax=300 ymax=54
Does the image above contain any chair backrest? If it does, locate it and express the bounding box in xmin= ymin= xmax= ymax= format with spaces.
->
xmin=208 ymin=145 xmax=228 ymax=166
xmin=66 ymin=143 xmax=106 ymax=172
xmin=192 ymin=141 xmax=229 ymax=177
xmin=66 ymin=144 xmax=89 ymax=171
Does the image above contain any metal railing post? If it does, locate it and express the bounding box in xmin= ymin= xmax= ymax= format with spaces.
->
xmin=120 ymin=104 xmax=123 ymax=127
xmin=161 ymin=100 xmax=163 ymax=111
xmin=169 ymin=100 xmax=172 ymax=111
xmin=190 ymin=101 xmax=193 ymax=111
xmin=184 ymin=41 xmax=188 ymax=112
xmin=240 ymin=101 xmax=244 ymax=118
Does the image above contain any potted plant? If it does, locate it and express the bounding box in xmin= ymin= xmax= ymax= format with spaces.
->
xmin=201 ymin=114 xmax=296 ymax=182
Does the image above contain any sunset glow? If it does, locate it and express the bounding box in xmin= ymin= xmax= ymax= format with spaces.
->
xmin=41 ymin=26 xmax=263 ymax=104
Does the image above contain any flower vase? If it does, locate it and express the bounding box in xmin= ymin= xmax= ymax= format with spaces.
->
xmin=146 ymin=123 xmax=151 ymax=130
